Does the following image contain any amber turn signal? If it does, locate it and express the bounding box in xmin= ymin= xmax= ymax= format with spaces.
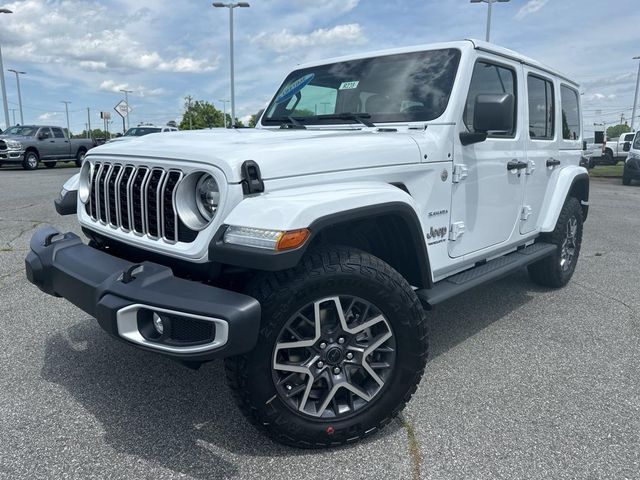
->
xmin=276 ymin=229 xmax=310 ymax=251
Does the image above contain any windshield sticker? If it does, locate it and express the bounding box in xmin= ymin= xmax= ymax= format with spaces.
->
xmin=274 ymin=73 xmax=315 ymax=104
xmin=339 ymin=80 xmax=359 ymax=90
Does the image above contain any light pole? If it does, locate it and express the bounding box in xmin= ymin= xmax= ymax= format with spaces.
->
xmin=9 ymin=108 xmax=15 ymax=125
xmin=212 ymin=2 xmax=250 ymax=127
xmin=0 ymin=8 xmax=13 ymax=129
xmin=61 ymin=101 xmax=71 ymax=138
xmin=8 ymin=69 xmax=25 ymax=124
xmin=631 ymin=56 xmax=640 ymax=131
xmin=120 ymin=89 xmax=133 ymax=129
xmin=470 ymin=0 xmax=510 ymax=42
xmin=219 ymin=99 xmax=229 ymax=128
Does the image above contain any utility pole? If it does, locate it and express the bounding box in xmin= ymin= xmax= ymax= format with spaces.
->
xmin=87 ymin=107 xmax=91 ymax=138
xmin=61 ymin=101 xmax=71 ymax=138
xmin=9 ymin=108 xmax=15 ymax=125
xmin=631 ymin=56 xmax=640 ymax=131
xmin=186 ymin=95 xmax=193 ymax=130
xmin=212 ymin=2 xmax=250 ymax=127
xmin=0 ymin=9 xmax=13 ymax=129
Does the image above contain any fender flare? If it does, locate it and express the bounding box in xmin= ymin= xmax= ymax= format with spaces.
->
xmin=539 ymin=168 xmax=589 ymax=232
xmin=209 ymin=183 xmax=432 ymax=286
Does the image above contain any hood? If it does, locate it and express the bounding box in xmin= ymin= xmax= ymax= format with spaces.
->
xmin=88 ymin=128 xmax=427 ymax=183
xmin=0 ymin=134 xmax=31 ymax=140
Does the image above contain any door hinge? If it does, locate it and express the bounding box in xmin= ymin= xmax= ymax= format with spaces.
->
xmin=526 ymin=160 xmax=536 ymax=175
xmin=521 ymin=205 xmax=533 ymax=221
xmin=452 ymin=164 xmax=468 ymax=183
xmin=449 ymin=221 xmax=466 ymax=241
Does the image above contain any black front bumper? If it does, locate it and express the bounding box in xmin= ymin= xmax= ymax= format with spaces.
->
xmin=25 ymin=227 xmax=261 ymax=362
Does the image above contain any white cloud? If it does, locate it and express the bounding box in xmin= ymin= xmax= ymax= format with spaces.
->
xmin=252 ymin=24 xmax=365 ymax=53
xmin=37 ymin=112 xmax=62 ymax=121
xmin=515 ymin=0 xmax=549 ymax=20
xmin=99 ymin=80 xmax=166 ymax=98
xmin=2 ymin=0 xmax=217 ymax=73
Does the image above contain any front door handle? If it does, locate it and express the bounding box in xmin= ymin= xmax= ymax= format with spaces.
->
xmin=546 ymin=158 xmax=561 ymax=167
xmin=507 ymin=160 xmax=528 ymax=171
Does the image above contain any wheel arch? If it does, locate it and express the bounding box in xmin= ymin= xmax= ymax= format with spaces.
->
xmin=539 ymin=168 xmax=589 ymax=232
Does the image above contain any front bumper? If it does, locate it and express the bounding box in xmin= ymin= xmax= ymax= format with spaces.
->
xmin=0 ymin=149 xmax=24 ymax=163
xmin=25 ymin=227 xmax=261 ymax=362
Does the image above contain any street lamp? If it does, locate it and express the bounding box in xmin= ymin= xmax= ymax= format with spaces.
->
xmin=0 ymin=8 xmax=13 ymax=129
xmin=470 ymin=0 xmax=510 ymax=43
xmin=8 ymin=69 xmax=25 ymax=125
xmin=631 ymin=56 xmax=640 ymax=131
xmin=119 ymin=89 xmax=133 ymax=129
xmin=219 ymin=99 xmax=229 ymax=128
xmin=212 ymin=2 xmax=250 ymax=127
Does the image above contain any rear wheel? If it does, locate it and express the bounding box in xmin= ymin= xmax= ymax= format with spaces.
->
xmin=44 ymin=161 xmax=57 ymax=169
xmin=75 ymin=149 xmax=86 ymax=167
xmin=528 ymin=197 xmax=583 ymax=288
xmin=604 ymin=150 xmax=615 ymax=165
xmin=225 ymin=246 xmax=428 ymax=448
xmin=22 ymin=151 xmax=39 ymax=170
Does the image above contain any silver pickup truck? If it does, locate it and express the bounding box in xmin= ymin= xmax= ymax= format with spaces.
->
xmin=0 ymin=125 xmax=96 ymax=170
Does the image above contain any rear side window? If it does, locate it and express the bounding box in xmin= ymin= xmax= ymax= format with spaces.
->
xmin=464 ymin=61 xmax=517 ymax=138
xmin=560 ymin=85 xmax=580 ymax=140
xmin=528 ymin=75 xmax=554 ymax=140
xmin=52 ymin=128 xmax=65 ymax=138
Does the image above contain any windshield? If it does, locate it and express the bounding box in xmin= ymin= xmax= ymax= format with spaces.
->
xmin=263 ymin=48 xmax=461 ymax=126
xmin=124 ymin=127 xmax=162 ymax=137
xmin=4 ymin=126 xmax=38 ymax=136
xmin=633 ymin=132 xmax=640 ymax=150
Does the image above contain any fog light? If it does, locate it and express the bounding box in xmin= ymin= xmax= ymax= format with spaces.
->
xmin=153 ymin=313 xmax=165 ymax=335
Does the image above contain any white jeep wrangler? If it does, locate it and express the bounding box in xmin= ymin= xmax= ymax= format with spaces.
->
xmin=26 ymin=39 xmax=588 ymax=448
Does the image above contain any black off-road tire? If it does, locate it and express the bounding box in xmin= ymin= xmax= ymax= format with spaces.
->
xmin=75 ymin=148 xmax=87 ymax=167
xmin=224 ymin=246 xmax=428 ymax=448
xmin=22 ymin=150 xmax=39 ymax=170
xmin=604 ymin=150 xmax=615 ymax=165
xmin=622 ymin=175 xmax=631 ymax=186
xmin=44 ymin=161 xmax=57 ymax=169
xmin=528 ymin=196 xmax=583 ymax=288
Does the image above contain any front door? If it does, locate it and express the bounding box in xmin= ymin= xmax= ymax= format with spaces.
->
xmin=449 ymin=57 xmax=525 ymax=258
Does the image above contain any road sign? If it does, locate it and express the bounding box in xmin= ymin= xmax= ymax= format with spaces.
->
xmin=100 ymin=111 xmax=111 ymax=120
xmin=114 ymin=100 xmax=132 ymax=119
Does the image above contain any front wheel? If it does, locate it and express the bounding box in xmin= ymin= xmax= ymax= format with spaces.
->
xmin=22 ymin=151 xmax=39 ymax=170
xmin=623 ymin=175 xmax=631 ymax=186
xmin=225 ymin=247 xmax=428 ymax=448
xmin=528 ymin=196 xmax=583 ymax=288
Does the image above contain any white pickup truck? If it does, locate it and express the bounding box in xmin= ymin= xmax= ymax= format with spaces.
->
xmin=602 ymin=131 xmax=636 ymax=165
xmin=26 ymin=39 xmax=588 ymax=448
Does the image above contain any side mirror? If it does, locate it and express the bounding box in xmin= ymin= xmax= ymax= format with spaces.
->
xmin=623 ymin=141 xmax=631 ymax=152
xmin=460 ymin=93 xmax=514 ymax=146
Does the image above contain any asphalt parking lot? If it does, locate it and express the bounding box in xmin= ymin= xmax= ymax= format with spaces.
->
xmin=0 ymin=166 xmax=638 ymax=479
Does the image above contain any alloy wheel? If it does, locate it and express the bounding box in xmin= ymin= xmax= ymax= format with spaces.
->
xmin=272 ymin=296 xmax=396 ymax=419
xmin=560 ymin=216 xmax=578 ymax=271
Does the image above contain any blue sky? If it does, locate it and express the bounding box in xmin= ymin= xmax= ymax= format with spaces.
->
xmin=1 ymin=0 xmax=639 ymax=136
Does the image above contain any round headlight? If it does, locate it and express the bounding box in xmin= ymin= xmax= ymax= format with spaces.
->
xmin=78 ymin=161 xmax=92 ymax=204
xmin=175 ymin=172 xmax=221 ymax=231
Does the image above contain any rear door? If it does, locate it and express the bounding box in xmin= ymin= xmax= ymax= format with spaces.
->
xmin=449 ymin=57 xmax=525 ymax=258
xmin=520 ymin=71 xmax=558 ymax=234
xmin=51 ymin=127 xmax=70 ymax=158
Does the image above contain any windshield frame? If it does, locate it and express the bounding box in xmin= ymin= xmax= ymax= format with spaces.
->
xmin=261 ymin=48 xmax=462 ymax=127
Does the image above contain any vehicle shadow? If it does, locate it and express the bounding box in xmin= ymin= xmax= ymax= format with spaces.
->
xmin=40 ymin=269 xmax=541 ymax=478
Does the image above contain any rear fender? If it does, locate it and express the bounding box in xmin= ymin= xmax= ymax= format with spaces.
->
xmin=539 ymin=167 xmax=589 ymax=232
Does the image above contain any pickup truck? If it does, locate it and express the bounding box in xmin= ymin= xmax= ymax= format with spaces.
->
xmin=601 ymin=132 xmax=636 ymax=165
xmin=0 ymin=125 xmax=96 ymax=170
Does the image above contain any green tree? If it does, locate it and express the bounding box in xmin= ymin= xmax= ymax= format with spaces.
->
xmin=72 ymin=128 xmax=110 ymax=139
xmin=179 ymin=98 xmax=231 ymax=130
xmin=606 ymin=123 xmax=631 ymax=139
xmin=248 ymin=114 xmax=258 ymax=128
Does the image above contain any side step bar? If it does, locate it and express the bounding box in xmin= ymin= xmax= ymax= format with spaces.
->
xmin=416 ymin=242 xmax=556 ymax=307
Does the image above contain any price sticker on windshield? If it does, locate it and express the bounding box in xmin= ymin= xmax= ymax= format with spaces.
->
xmin=339 ymin=81 xmax=360 ymax=90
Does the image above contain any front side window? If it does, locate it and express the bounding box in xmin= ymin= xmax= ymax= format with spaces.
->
xmin=464 ymin=61 xmax=517 ymax=137
xmin=528 ymin=75 xmax=555 ymax=140
xmin=52 ymin=128 xmax=65 ymax=138
xmin=623 ymin=133 xmax=635 ymax=142
xmin=561 ymin=85 xmax=580 ymax=140
xmin=39 ymin=128 xmax=52 ymax=139
xmin=263 ymin=48 xmax=461 ymax=126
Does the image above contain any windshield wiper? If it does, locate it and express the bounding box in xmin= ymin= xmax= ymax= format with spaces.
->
xmin=275 ymin=116 xmax=307 ymax=129
xmin=309 ymin=113 xmax=376 ymax=128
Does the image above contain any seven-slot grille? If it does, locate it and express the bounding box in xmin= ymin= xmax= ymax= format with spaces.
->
xmin=86 ymin=162 xmax=195 ymax=243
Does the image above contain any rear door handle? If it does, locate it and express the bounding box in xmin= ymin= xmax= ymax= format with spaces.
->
xmin=546 ymin=158 xmax=561 ymax=167
xmin=507 ymin=160 xmax=528 ymax=171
